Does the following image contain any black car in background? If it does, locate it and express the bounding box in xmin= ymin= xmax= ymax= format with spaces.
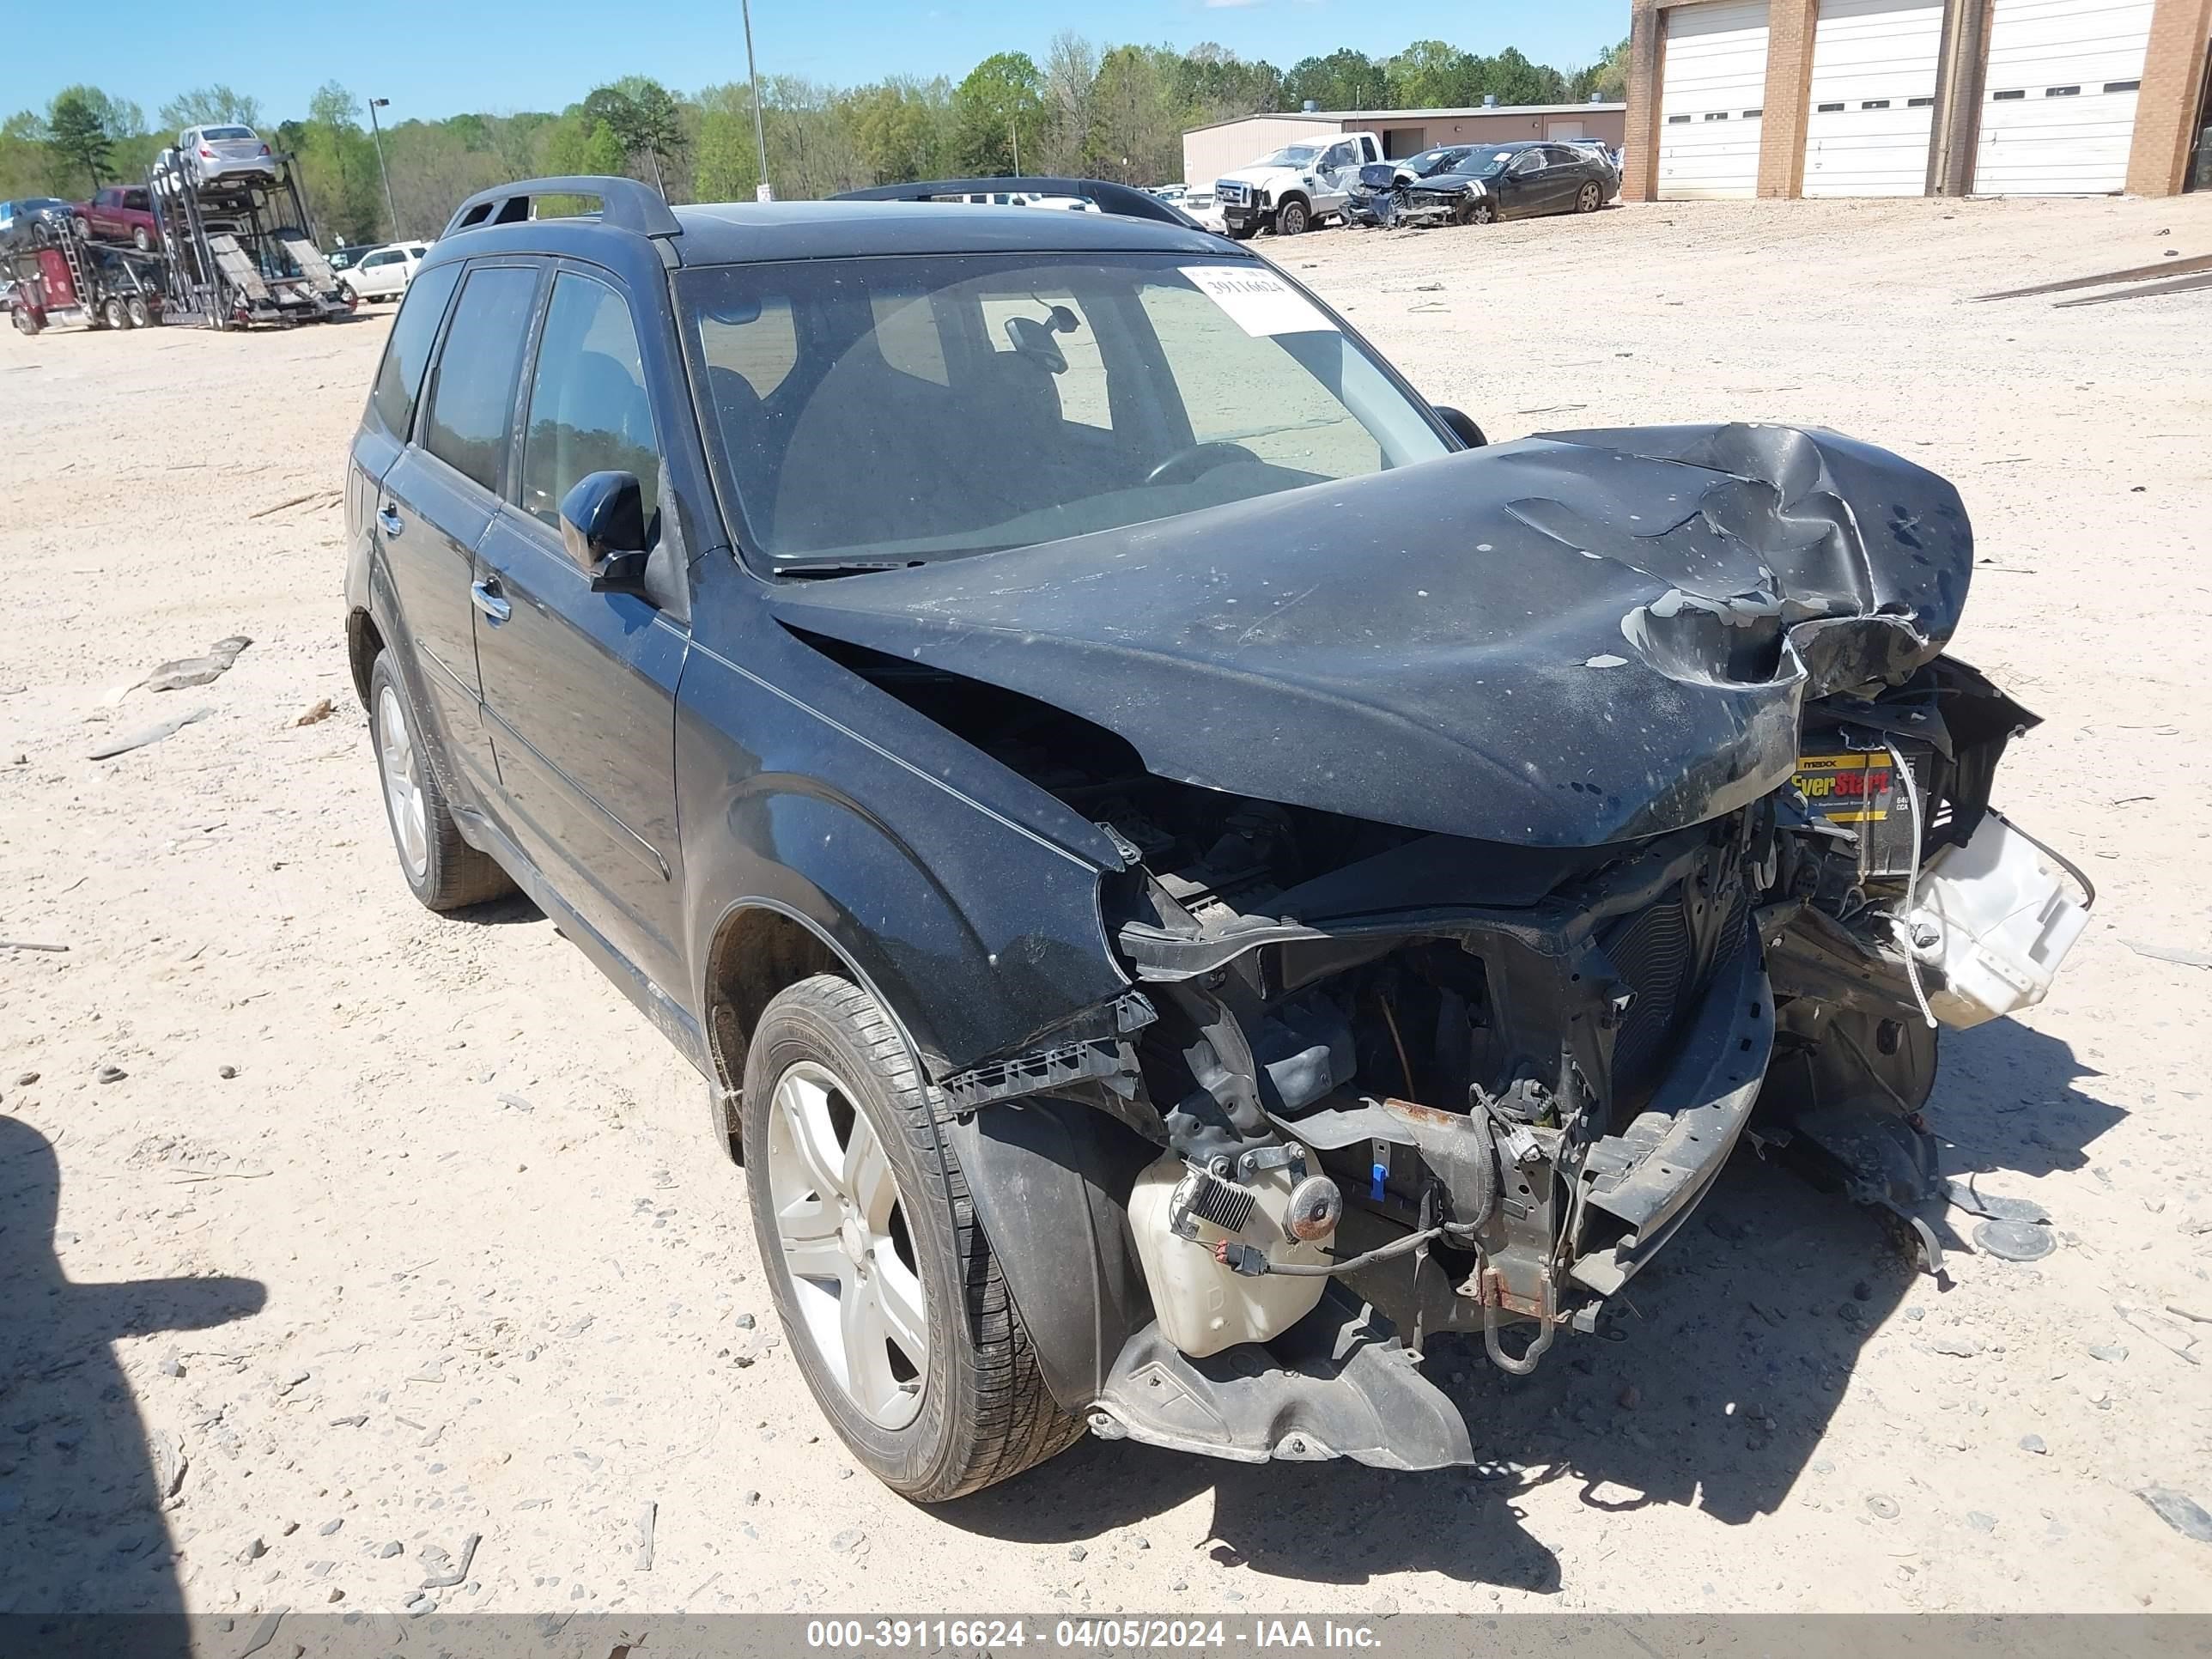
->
xmin=1403 ymin=140 xmax=1620 ymax=224
xmin=1357 ymin=143 xmax=1480 ymax=195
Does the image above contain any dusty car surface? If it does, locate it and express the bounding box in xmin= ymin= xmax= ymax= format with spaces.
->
xmin=346 ymin=173 xmax=2090 ymax=1502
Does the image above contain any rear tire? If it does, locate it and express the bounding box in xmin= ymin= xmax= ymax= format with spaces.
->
xmin=133 ymin=226 xmax=152 ymax=251
xmin=743 ymin=975 xmax=1085 ymax=1502
xmin=366 ymin=653 xmax=514 ymax=912
xmin=1576 ymin=181 xmax=1601 ymax=214
xmin=125 ymin=295 xmax=152 ymax=329
xmin=104 ymin=297 xmax=129 ymax=330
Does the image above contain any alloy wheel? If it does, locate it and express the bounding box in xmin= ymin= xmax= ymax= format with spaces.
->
xmin=765 ymin=1059 xmax=928 ymax=1430
xmin=375 ymin=684 xmax=429 ymax=879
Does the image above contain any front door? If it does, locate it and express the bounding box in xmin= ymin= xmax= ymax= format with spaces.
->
xmin=1495 ymin=149 xmax=1549 ymax=216
xmin=472 ymin=264 xmax=689 ymax=994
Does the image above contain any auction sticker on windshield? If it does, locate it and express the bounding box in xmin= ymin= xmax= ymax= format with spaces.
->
xmin=1180 ymin=265 xmax=1335 ymax=337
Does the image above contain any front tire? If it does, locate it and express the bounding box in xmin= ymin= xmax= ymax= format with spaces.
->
xmin=366 ymin=653 xmax=513 ymax=911
xmin=1274 ymin=197 xmax=1310 ymax=236
xmin=743 ymin=975 xmax=1084 ymax=1502
xmin=133 ymin=226 xmax=152 ymax=251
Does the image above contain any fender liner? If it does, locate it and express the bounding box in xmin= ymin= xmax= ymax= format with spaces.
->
xmin=945 ymin=1098 xmax=1158 ymax=1412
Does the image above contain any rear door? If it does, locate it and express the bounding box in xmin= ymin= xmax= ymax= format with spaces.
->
xmin=471 ymin=262 xmax=689 ymax=992
xmin=375 ymin=258 xmax=544 ymax=799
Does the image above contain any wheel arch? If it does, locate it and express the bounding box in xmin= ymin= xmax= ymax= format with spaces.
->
xmin=699 ymin=896 xmax=935 ymax=1161
xmin=347 ymin=606 xmax=385 ymax=708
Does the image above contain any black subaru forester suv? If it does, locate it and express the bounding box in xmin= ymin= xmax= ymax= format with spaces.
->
xmin=346 ymin=173 xmax=2081 ymax=1502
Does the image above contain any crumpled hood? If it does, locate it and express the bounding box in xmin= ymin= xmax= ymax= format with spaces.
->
xmin=769 ymin=422 xmax=1972 ymax=847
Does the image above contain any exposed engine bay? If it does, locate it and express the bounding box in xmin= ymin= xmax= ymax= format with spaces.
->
xmin=774 ymin=422 xmax=2094 ymax=1470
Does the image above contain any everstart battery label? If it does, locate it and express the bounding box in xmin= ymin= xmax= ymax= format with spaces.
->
xmin=1795 ymin=752 xmax=1896 ymax=823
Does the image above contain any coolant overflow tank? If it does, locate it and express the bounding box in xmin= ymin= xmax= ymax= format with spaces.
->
xmin=1910 ymin=809 xmax=2092 ymax=1029
xmin=1127 ymin=1148 xmax=1334 ymax=1358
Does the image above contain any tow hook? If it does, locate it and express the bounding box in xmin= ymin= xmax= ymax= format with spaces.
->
xmin=1474 ymin=1265 xmax=1559 ymax=1376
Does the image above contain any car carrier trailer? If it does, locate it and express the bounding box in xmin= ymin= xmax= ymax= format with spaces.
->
xmin=146 ymin=150 xmax=350 ymax=330
xmin=3 ymin=217 xmax=165 ymax=334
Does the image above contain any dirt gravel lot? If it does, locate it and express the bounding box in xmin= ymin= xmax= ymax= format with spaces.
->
xmin=3 ymin=193 xmax=2212 ymax=1624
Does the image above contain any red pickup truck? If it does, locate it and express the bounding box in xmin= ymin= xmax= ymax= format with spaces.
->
xmin=76 ymin=185 xmax=159 ymax=251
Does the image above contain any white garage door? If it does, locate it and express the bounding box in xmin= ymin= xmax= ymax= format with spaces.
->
xmin=1973 ymin=0 xmax=2154 ymax=194
xmin=1658 ymin=0 xmax=1772 ymax=199
xmin=1804 ymin=0 xmax=1946 ymax=195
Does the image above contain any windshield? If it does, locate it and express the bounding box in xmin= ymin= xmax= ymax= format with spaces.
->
xmin=1255 ymin=145 xmax=1323 ymax=168
xmin=1447 ymin=147 xmax=1520 ymax=178
xmin=678 ymin=252 xmax=1449 ymax=573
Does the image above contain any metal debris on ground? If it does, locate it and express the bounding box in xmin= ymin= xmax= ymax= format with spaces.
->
xmin=1973 ymin=252 xmax=2212 ymax=301
xmin=87 ymin=705 xmax=214 ymax=760
xmin=2121 ymin=939 xmax=2212 ymax=970
xmin=2136 ymin=1486 xmax=2212 ymax=1545
xmin=142 ymin=636 xmax=252 ymax=694
xmin=1973 ymin=1218 xmax=2055 ymax=1261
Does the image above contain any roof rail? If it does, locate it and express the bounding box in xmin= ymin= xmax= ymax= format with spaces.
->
xmin=831 ymin=177 xmax=1202 ymax=229
xmin=444 ymin=176 xmax=683 ymax=241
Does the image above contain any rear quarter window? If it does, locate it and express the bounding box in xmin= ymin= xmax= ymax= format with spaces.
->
xmin=368 ymin=263 xmax=462 ymax=441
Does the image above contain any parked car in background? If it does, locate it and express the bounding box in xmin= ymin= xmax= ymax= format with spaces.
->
xmin=179 ymin=125 xmax=277 ymax=191
xmin=1402 ymin=141 xmax=1620 ymax=224
xmin=1366 ymin=144 xmax=1480 ymax=193
xmin=76 ymin=185 xmax=161 ymax=251
xmin=340 ymin=241 xmax=431 ymax=303
xmin=0 ymin=198 xmax=72 ymax=250
xmin=328 ymin=244 xmax=370 ymax=273
xmin=1213 ymin=131 xmax=1382 ymax=237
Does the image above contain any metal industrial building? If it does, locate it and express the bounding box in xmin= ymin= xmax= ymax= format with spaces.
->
xmin=1623 ymin=0 xmax=2211 ymax=199
xmin=1182 ymin=103 xmax=1629 ymax=191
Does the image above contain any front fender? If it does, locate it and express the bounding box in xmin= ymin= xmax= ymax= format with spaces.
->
xmin=676 ymin=612 xmax=1133 ymax=1079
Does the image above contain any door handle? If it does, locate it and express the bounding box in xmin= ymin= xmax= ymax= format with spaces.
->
xmin=470 ymin=579 xmax=511 ymax=625
xmin=377 ymin=504 xmax=403 ymax=538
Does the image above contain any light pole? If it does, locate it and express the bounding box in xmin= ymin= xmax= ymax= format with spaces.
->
xmin=367 ymin=97 xmax=400 ymax=240
xmin=740 ymin=0 xmax=772 ymax=201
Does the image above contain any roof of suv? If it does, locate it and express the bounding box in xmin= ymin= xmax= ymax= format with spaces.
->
xmin=429 ymin=196 xmax=1231 ymax=275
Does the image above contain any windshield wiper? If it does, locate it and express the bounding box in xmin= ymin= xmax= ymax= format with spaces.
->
xmin=773 ymin=558 xmax=923 ymax=579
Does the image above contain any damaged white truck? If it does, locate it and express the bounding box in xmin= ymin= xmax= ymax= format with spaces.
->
xmin=351 ymin=176 xmax=2093 ymax=1502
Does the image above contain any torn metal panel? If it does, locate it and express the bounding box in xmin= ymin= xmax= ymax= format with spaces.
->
xmin=769 ymin=422 xmax=1971 ymax=847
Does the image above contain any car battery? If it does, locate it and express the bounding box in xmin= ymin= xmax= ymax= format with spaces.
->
xmin=1793 ymin=738 xmax=1933 ymax=877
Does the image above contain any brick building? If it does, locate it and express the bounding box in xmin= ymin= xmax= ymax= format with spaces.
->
xmin=1621 ymin=0 xmax=2211 ymax=199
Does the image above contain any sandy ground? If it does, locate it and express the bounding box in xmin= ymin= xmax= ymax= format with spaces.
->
xmin=3 ymin=193 xmax=2212 ymax=1626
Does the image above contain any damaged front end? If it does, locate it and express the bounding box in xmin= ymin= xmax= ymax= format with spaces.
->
xmin=780 ymin=422 xmax=2094 ymax=1472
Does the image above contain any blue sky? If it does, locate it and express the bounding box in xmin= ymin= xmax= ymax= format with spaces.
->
xmin=6 ymin=0 xmax=1630 ymax=126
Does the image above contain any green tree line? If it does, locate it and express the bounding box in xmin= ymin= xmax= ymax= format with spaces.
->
xmin=2 ymin=37 xmax=1627 ymax=247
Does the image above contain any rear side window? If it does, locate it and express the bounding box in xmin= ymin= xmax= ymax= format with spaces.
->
xmin=520 ymin=272 xmax=660 ymax=533
xmin=368 ymin=262 xmax=461 ymax=441
xmin=422 ymin=265 xmax=540 ymax=493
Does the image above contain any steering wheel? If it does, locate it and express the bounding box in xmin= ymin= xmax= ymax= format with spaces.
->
xmin=1145 ymin=442 xmax=1258 ymax=487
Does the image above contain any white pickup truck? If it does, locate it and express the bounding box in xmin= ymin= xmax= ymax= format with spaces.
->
xmin=1212 ymin=131 xmax=1384 ymax=239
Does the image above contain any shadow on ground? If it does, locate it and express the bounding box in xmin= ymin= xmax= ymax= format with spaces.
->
xmin=941 ymin=1015 xmax=2122 ymax=1591
xmin=0 ymin=1115 xmax=265 ymax=1636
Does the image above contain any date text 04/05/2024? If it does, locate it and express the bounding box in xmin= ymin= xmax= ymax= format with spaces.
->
xmin=804 ymin=1619 xmax=1385 ymax=1650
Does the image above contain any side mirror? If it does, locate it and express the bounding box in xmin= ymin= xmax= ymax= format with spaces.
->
xmin=559 ymin=471 xmax=651 ymax=594
xmin=1434 ymin=405 xmax=1488 ymax=450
